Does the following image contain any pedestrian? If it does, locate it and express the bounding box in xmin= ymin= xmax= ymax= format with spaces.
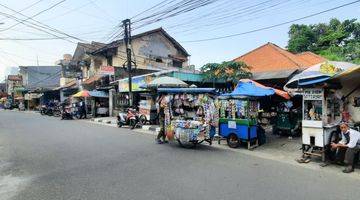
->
xmin=330 ymin=122 xmax=360 ymax=173
xmin=155 ymin=95 xmax=167 ymax=144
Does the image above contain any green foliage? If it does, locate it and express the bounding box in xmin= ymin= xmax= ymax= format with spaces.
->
xmin=287 ymin=18 xmax=360 ymax=64
xmin=200 ymin=61 xmax=251 ymax=84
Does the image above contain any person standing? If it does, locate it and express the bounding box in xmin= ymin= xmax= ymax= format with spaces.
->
xmin=331 ymin=122 xmax=360 ymax=173
xmin=156 ymin=95 xmax=166 ymax=144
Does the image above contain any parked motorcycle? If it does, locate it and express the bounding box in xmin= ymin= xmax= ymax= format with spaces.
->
xmin=117 ymin=108 xmax=146 ymax=129
xmin=61 ymin=106 xmax=73 ymax=120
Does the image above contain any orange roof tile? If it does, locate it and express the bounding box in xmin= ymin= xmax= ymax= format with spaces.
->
xmin=233 ymin=43 xmax=325 ymax=73
xmin=296 ymin=51 xmax=326 ymax=66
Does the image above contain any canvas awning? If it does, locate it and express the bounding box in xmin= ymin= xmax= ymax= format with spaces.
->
xmin=221 ymin=79 xmax=290 ymax=99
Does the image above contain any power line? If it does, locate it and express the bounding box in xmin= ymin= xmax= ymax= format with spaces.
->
xmin=0 ymin=0 xmax=45 ymax=22
xmin=181 ymin=0 xmax=360 ymax=43
xmin=0 ymin=2 xmax=88 ymax=44
xmin=0 ymin=0 xmax=67 ymax=32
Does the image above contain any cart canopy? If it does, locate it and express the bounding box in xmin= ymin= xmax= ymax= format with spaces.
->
xmin=285 ymin=61 xmax=357 ymax=88
xmin=157 ymin=88 xmax=216 ymax=94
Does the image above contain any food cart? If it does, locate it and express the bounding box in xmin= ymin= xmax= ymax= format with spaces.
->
xmin=217 ymin=79 xmax=290 ymax=149
xmin=285 ymin=61 xmax=360 ymax=162
xmin=157 ymin=88 xmax=217 ymax=148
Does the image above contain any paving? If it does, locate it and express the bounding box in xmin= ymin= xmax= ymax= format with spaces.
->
xmin=1 ymin=110 xmax=360 ymax=200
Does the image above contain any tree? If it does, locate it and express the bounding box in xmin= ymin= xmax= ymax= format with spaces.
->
xmin=201 ymin=61 xmax=251 ymax=86
xmin=287 ymin=18 xmax=360 ymax=64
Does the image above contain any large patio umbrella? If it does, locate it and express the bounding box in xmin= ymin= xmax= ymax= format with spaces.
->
xmin=145 ymin=76 xmax=188 ymax=88
xmin=72 ymin=90 xmax=90 ymax=97
xmin=285 ymin=61 xmax=358 ymax=89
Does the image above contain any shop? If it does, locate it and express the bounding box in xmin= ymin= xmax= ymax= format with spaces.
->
xmin=157 ymin=88 xmax=217 ymax=148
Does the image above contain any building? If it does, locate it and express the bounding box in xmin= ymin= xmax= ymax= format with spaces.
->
xmin=233 ymin=42 xmax=326 ymax=88
xmin=19 ymin=66 xmax=61 ymax=90
xmin=6 ymin=75 xmax=23 ymax=96
xmin=91 ymin=27 xmax=190 ymax=72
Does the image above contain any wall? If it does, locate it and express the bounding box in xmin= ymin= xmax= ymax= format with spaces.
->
xmin=111 ymin=32 xmax=188 ymax=69
xmin=340 ymin=80 xmax=360 ymax=122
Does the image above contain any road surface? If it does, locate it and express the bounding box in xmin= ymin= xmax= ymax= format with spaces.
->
xmin=0 ymin=110 xmax=359 ymax=200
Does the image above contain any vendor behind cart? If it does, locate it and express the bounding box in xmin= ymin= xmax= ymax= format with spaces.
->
xmin=331 ymin=122 xmax=360 ymax=173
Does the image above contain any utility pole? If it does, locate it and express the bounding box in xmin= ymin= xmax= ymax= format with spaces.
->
xmin=123 ymin=19 xmax=133 ymax=107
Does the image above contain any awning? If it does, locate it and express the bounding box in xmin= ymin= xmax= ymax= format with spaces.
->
xmin=285 ymin=61 xmax=357 ymax=88
xmin=252 ymin=69 xmax=298 ymax=80
xmin=89 ymin=90 xmax=109 ymax=98
xmin=53 ymin=80 xmax=77 ymax=90
xmin=221 ymin=79 xmax=290 ymax=99
xmin=157 ymin=88 xmax=216 ymax=94
xmin=83 ymin=75 xmax=105 ymax=85
xmin=73 ymin=90 xmax=90 ymax=97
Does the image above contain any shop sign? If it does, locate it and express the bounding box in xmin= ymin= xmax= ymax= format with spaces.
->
xmin=99 ymin=66 xmax=115 ymax=75
xmin=303 ymin=89 xmax=323 ymax=100
xmin=228 ymin=121 xmax=237 ymax=129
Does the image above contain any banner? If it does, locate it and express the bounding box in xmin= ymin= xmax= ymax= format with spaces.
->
xmin=99 ymin=66 xmax=115 ymax=75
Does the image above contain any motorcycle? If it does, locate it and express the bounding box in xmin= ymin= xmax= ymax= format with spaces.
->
xmin=40 ymin=105 xmax=47 ymax=115
xmin=61 ymin=106 xmax=73 ymax=120
xmin=117 ymin=108 xmax=147 ymax=129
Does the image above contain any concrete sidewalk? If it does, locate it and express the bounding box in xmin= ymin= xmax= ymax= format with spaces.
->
xmin=90 ymin=116 xmax=160 ymax=132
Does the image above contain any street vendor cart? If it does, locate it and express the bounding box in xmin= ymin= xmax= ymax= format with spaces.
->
xmin=157 ymin=88 xmax=217 ymax=148
xmin=301 ymin=88 xmax=341 ymax=161
xmin=217 ymin=79 xmax=291 ymax=149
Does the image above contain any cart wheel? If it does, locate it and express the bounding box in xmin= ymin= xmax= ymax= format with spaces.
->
xmin=227 ymin=134 xmax=240 ymax=148
xmin=177 ymin=139 xmax=196 ymax=149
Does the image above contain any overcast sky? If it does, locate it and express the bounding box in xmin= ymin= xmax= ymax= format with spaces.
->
xmin=0 ymin=0 xmax=359 ymax=81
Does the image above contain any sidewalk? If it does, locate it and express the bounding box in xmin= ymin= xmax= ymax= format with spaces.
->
xmin=90 ymin=116 xmax=160 ymax=132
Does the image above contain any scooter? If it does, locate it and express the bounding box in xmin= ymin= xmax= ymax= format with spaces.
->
xmin=61 ymin=106 xmax=73 ymax=120
xmin=117 ymin=108 xmax=146 ymax=129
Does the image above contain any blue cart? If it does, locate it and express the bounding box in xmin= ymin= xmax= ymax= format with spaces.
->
xmin=218 ymin=118 xmax=258 ymax=149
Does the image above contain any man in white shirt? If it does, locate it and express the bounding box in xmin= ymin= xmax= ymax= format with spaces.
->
xmin=331 ymin=122 xmax=360 ymax=173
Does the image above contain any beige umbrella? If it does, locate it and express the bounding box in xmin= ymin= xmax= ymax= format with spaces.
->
xmin=145 ymin=76 xmax=188 ymax=88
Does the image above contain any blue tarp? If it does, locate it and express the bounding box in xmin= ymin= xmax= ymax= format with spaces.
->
xmin=89 ymin=90 xmax=109 ymax=98
xmin=157 ymin=88 xmax=216 ymax=94
xmin=221 ymin=81 xmax=275 ymax=98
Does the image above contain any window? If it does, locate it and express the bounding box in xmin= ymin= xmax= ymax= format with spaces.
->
xmin=106 ymin=56 xmax=113 ymax=66
xmin=155 ymin=57 xmax=163 ymax=63
xmin=173 ymin=60 xmax=182 ymax=68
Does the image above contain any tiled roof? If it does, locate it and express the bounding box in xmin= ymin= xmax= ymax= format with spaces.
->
xmin=93 ymin=27 xmax=190 ymax=56
xmin=296 ymin=51 xmax=326 ymax=66
xmin=233 ymin=43 xmax=325 ymax=73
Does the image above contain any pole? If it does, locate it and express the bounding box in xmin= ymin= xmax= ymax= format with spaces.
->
xmin=123 ymin=19 xmax=133 ymax=107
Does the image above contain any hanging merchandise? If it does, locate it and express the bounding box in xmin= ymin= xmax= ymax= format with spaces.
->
xmin=156 ymin=88 xmax=217 ymax=148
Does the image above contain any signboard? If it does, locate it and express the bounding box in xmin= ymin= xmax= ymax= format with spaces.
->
xmin=228 ymin=121 xmax=237 ymax=129
xmin=118 ymin=75 xmax=154 ymax=92
xmin=303 ymin=89 xmax=323 ymax=101
xmin=99 ymin=66 xmax=115 ymax=75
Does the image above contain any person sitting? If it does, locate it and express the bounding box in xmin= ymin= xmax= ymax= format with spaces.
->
xmin=330 ymin=122 xmax=360 ymax=173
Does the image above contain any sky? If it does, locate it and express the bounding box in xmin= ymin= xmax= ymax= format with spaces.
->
xmin=0 ymin=0 xmax=359 ymax=82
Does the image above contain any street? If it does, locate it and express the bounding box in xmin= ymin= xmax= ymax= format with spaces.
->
xmin=0 ymin=111 xmax=359 ymax=200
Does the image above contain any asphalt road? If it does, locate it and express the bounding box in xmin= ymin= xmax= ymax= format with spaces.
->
xmin=0 ymin=110 xmax=359 ymax=200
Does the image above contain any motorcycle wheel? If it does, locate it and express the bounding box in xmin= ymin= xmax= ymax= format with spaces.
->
xmin=53 ymin=110 xmax=61 ymax=117
xmin=129 ymin=119 xmax=137 ymax=129
xmin=139 ymin=115 xmax=147 ymax=126
xmin=40 ymin=110 xmax=45 ymax=115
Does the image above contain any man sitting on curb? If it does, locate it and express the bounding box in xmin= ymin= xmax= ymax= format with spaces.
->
xmin=331 ymin=122 xmax=360 ymax=173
